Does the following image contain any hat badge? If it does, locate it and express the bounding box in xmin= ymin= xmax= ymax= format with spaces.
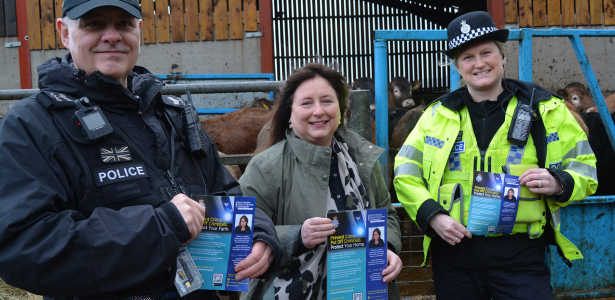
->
xmin=460 ymin=20 xmax=471 ymax=34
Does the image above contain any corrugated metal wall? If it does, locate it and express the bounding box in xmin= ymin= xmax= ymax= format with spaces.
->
xmin=271 ymin=0 xmax=454 ymax=92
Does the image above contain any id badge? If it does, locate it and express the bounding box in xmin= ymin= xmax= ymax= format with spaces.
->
xmin=175 ymin=246 xmax=204 ymax=296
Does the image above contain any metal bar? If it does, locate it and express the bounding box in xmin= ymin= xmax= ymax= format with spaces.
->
xmin=374 ymin=38 xmax=389 ymax=187
xmin=375 ymin=28 xmax=615 ymax=40
xmin=0 ymin=81 xmax=285 ymax=100
xmin=196 ymin=109 xmax=238 ymax=114
xmin=347 ymin=90 xmax=371 ymax=141
xmin=569 ymin=34 xmax=615 ymax=150
xmin=219 ymin=154 xmax=254 ymax=165
xmin=154 ymin=73 xmax=275 ymax=80
xmin=518 ymin=28 xmax=533 ymax=82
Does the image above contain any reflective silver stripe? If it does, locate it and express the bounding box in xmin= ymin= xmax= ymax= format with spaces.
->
xmin=563 ymin=140 xmax=594 ymax=161
xmin=563 ymin=161 xmax=598 ymax=181
xmin=519 ymin=196 xmax=541 ymax=201
xmin=432 ymin=102 xmax=441 ymax=117
xmin=552 ymin=209 xmax=560 ymax=229
xmin=527 ymin=223 xmax=541 ymax=237
xmin=394 ymin=163 xmax=429 ymax=191
xmin=398 ymin=145 xmax=423 ymax=162
xmin=394 ymin=162 xmax=423 ymax=179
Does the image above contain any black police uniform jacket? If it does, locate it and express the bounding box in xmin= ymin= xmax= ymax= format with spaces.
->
xmin=0 ymin=54 xmax=281 ymax=299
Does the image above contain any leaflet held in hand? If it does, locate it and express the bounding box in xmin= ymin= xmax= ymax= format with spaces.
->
xmin=467 ymin=171 xmax=520 ymax=235
xmin=187 ymin=195 xmax=256 ymax=292
xmin=327 ymin=209 xmax=388 ymax=300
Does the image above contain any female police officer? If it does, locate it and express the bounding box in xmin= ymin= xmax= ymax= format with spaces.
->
xmin=394 ymin=11 xmax=597 ymax=299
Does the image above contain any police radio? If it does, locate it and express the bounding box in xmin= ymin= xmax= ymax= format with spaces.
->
xmin=183 ymin=87 xmax=208 ymax=159
xmin=507 ymin=88 xmax=536 ymax=145
xmin=73 ymin=97 xmax=113 ymax=142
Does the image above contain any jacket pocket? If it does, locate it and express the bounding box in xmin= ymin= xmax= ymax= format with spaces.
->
xmin=438 ymin=183 xmax=464 ymax=225
xmin=506 ymin=164 xmax=544 ymax=223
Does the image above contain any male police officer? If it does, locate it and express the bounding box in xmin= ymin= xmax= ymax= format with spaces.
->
xmin=0 ymin=0 xmax=281 ymax=298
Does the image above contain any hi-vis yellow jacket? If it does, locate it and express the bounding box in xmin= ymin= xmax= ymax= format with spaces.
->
xmin=394 ymin=79 xmax=598 ymax=266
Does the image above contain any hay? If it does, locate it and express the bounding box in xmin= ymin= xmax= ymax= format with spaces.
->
xmin=0 ymin=280 xmax=42 ymax=300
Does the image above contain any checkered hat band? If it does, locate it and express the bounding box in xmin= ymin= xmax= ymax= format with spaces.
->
xmin=449 ymin=27 xmax=498 ymax=49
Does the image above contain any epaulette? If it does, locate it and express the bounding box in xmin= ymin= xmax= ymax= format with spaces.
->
xmin=161 ymin=95 xmax=185 ymax=108
xmin=38 ymin=91 xmax=78 ymax=109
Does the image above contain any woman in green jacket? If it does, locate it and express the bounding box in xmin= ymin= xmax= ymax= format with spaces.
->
xmin=238 ymin=63 xmax=402 ymax=300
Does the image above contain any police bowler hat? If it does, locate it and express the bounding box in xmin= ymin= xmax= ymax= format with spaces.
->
xmin=62 ymin=0 xmax=142 ymax=19
xmin=444 ymin=11 xmax=509 ymax=58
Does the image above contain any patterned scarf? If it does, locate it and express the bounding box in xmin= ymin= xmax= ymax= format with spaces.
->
xmin=273 ymin=132 xmax=369 ymax=300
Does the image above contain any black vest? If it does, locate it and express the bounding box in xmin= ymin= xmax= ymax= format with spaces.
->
xmin=35 ymin=91 xmax=209 ymax=299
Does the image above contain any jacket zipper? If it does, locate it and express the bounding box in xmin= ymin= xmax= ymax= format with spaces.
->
xmin=164 ymin=170 xmax=186 ymax=195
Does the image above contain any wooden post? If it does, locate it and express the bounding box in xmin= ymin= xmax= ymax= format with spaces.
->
xmin=488 ymin=0 xmax=505 ymax=28
xmin=16 ymin=0 xmax=32 ymax=88
xmin=259 ymin=0 xmax=273 ymax=74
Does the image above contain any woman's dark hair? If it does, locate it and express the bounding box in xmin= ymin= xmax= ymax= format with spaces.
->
xmin=372 ymin=228 xmax=382 ymax=240
xmin=257 ymin=62 xmax=349 ymax=152
xmin=507 ymin=188 xmax=515 ymax=196
xmin=240 ymin=215 xmax=249 ymax=225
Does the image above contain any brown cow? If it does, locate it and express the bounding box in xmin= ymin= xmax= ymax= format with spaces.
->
xmin=585 ymin=93 xmax=615 ymax=114
xmin=200 ymin=107 xmax=271 ymax=155
xmin=557 ymin=82 xmax=596 ymax=113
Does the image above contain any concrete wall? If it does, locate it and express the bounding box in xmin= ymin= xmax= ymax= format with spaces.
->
xmin=503 ymin=34 xmax=615 ymax=93
xmin=27 ymin=37 xmax=262 ymax=87
xmin=0 ymin=36 xmax=22 ymax=90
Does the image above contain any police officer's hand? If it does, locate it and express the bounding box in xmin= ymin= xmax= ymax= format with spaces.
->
xmin=170 ymin=194 xmax=205 ymax=245
xmin=519 ymin=168 xmax=563 ymax=195
xmin=428 ymin=214 xmax=472 ymax=246
xmin=301 ymin=217 xmax=336 ymax=249
xmin=234 ymin=241 xmax=275 ymax=281
xmin=382 ymin=249 xmax=402 ymax=282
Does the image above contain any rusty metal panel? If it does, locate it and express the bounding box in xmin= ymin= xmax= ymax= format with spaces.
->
xmin=547 ymin=197 xmax=615 ymax=297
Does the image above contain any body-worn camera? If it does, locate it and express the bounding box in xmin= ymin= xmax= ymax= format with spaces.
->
xmin=183 ymin=87 xmax=208 ymax=159
xmin=73 ymin=97 xmax=113 ymax=142
xmin=507 ymin=88 xmax=537 ymax=145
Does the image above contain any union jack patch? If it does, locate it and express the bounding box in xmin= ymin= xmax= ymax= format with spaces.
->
xmin=99 ymin=146 xmax=132 ymax=163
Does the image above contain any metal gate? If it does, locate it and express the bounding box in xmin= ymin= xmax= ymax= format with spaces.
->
xmin=271 ymin=0 xmax=454 ymax=92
